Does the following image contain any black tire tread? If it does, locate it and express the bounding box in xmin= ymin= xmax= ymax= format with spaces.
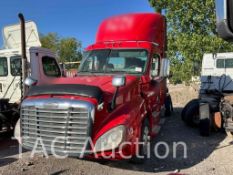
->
xmin=182 ymin=99 xmax=199 ymax=121
xmin=183 ymin=100 xmax=200 ymax=127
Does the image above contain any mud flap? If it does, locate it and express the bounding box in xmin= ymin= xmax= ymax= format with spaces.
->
xmin=199 ymin=103 xmax=211 ymax=136
xmin=213 ymin=112 xmax=222 ymax=129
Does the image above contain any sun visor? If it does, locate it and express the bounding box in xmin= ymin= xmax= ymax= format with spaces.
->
xmin=2 ymin=21 xmax=41 ymax=49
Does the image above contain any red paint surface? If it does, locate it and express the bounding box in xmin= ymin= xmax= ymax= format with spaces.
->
xmin=25 ymin=13 xmax=167 ymax=159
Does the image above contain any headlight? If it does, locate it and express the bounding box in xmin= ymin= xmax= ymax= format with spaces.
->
xmin=94 ymin=125 xmax=125 ymax=152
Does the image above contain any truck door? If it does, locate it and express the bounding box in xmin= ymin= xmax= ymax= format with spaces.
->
xmin=40 ymin=55 xmax=62 ymax=84
xmin=0 ymin=57 xmax=9 ymax=100
xmin=0 ymin=56 xmax=22 ymax=103
xmin=218 ymin=57 xmax=233 ymax=91
xmin=141 ymin=53 xmax=161 ymax=135
xmin=30 ymin=49 xmax=62 ymax=85
xmin=149 ymin=54 xmax=163 ymax=128
xmin=214 ymin=58 xmax=227 ymax=91
xmin=9 ymin=56 xmax=22 ymax=103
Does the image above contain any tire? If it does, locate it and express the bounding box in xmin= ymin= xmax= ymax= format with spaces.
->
xmin=0 ymin=113 xmax=10 ymax=131
xmin=182 ymin=99 xmax=199 ymax=121
xmin=130 ymin=119 xmax=150 ymax=164
xmin=0 ymin=113 xmax=2 ymax=130
xmin=183 ymin=100 xmax=200 ymax=127
xmin=165 ymin=94 xmax=173 ymax=116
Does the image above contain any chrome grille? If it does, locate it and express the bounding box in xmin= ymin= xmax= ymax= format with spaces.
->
xmin=21 ymin=98 xmax=94 ymax=156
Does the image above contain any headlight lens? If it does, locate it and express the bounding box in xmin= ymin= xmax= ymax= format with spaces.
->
xmin=94 ymin=125 xmax=125 ymax=152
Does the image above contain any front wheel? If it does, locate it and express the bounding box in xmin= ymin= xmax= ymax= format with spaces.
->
xmin=130 ymin=119 xmax=150 ymax=164
xmin=0 ymin=113 xmax=11 ymax=131
xmin=183 ymin=100 xmax=200 ymax=127
xmin=182 ymin=99 xmax=199 ymax=121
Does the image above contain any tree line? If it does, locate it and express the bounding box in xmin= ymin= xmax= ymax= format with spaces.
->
xmin=149 ymin=0 xmax=233 ymax=84
xmin=40 ymin=33 xmax=82 ymax=64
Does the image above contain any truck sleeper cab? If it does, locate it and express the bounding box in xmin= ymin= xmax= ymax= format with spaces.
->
xmin=20 ymin=13 xmax=170 ymax=161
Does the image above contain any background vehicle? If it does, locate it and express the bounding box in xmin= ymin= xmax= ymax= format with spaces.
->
xmin=0 ymin=17 xmax=61 ymax=133
xmin=182 ymin=53 xmax=233 ymax=136
xmin=182 ymin=1 xmax=233 ymax=136
xmin=19 ymin=13 xmax=171 ymax=162
xmin=59 ymin=61 xmax=81 ymax=77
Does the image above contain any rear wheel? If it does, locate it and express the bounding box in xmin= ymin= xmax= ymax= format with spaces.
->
xmin=130 ymin=119 xmax=150 ymax=164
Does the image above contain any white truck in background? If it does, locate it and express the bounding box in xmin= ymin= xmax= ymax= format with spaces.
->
xmin=0 ymin=20 xmax=61 ymax=132
xmin=201 ymin=53 xmax=233 ymax=91
xmin=0 ymin=21 xmax=42 ymax=104
xmin=182 ymin=53 xmax=233 ymax=136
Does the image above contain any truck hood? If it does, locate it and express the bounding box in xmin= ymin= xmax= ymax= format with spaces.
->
xmin=31 ymin=75 xmax=140 ymax=104
xmin=48 ymin=75 xmax=139 ymax=94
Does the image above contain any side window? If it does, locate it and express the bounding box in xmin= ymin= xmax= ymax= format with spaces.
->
xmin=216 ymin=59 xmax=225 ymax=68
xmin=0 ymin=57 xmax=8 ymax=76
xmin=225 ymin=59 xmax=233 ymax=68
xmin=42 ymin=56 xmax=61 ymax=77
xmin=10 ymin=56 xmax=21 ymax=76
xmin=151 ymin=54 xmax=160 ymax=78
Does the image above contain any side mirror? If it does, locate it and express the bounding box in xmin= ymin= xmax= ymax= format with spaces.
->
xmin=160 ymin=58 xmax=170 ymax=78
xmin=112 ymin=75 xmax=126 ymax=87
xmin=110 ymin=75 xmax=126 ymax=111
xmin=216 ymin=0 xmax=233 ymax=41
xmin=24 ymin=77 xmax=37 ymax=87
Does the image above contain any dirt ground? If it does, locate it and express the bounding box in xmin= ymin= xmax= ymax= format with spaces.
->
xmin=0 ymin=84 xmax=233 ymax=175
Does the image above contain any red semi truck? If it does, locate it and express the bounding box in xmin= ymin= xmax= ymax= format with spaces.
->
xmin=18 ymin=13 xmax=170 ymax=162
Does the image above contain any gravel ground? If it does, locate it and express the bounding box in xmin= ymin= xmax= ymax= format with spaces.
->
xmin=0 ymin=106 xmax=233 ymax=175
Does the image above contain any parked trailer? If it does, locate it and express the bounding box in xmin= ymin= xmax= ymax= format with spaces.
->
xmin=17 ymin=13 xmax=171 ymax=162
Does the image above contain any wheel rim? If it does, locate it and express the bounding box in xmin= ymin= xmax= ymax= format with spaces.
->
xmin=142 ymin=126 xmax=150 ymax=155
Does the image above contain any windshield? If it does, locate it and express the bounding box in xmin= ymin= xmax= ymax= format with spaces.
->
xmin=78 ymin=49 xmax=148 ymax=74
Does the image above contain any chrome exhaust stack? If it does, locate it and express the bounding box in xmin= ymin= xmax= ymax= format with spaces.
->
xmin=18 ymin=13 xmax=28 ymax=99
